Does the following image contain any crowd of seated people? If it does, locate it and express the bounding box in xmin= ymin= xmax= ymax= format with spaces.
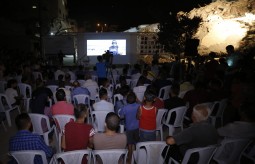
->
xmin=1 ymin=44 xmax=255 ymax=163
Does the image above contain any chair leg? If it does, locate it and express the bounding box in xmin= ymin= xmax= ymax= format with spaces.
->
xmin=6 ymin=112 xmax=11 ymax=127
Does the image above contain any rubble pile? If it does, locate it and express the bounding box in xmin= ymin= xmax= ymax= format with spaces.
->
xmin=180 ymin=0 xmax=255 ymax=54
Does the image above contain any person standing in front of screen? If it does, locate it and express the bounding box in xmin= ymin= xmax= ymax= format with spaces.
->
xmin=109 ymin=40 xmax=119 ymax=55
xmin=96 ymin=55 xmax=107 ymax=86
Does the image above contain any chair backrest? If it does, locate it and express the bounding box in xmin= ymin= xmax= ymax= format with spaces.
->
xmin=65 ymin=85 xmax=73 ymax=92
xmin=17 ymin=83 xmax=32 ymax=99
xmin=10 ymin=150 xmax=48 ymax=164
xmin=180 ymin=145 xmax=218 ymax=164
xmin=28 ymin=113 xmax=51 ymax=134
xmin=158 ymin=85 xmax=171 ymax=100
xmin=52 ymin=114 xmax=75 ymax=134
xmin=113 ymin=94 xmax=124 ymax=106
xmin=208 ymin=99 xmax=228 ymax=126
xmin=91 ymin=111 xmax=110 ymax=132
xmin=164 ymin=106 xmax=187 ymax=127
xmin=131 ymin=79 xmax=139 ymax=89
xmin=0 ymin=93 xmax=13 ymax=112
xmin=133 ymin=86 xmax=147 ymax=102
xmin=51 ymin=149 xmax=91 ymax=164
xmin=77 ymin=80 xmax=86 ymax=86
xmin=93 ymin=149 xmax=127 ymax=164
xmin=0 ymin=80 xmax=7 ymax=93
xmin=86 ymin=85 xmax=99 ymax=101
xmin=32 ymin=72 xmax=43 ymax=81
xmin=156 ymin=108 xmax=168 ymax=130
xmin=133 ymin=141 xmax=167 ymax=164
xmin=213 ymin=138 xmax=251 ymax=164
xmin=73 ymin=94 xmax=90 ymax=107
xmin=46 ymin=85 xmax=59 ymax=95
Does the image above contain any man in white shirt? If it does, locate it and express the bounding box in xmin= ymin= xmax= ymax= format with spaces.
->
xmin=93 ymin=88 xmax=114 ymax=112
xmin=83 ymin=74 xmax=98 ymax=88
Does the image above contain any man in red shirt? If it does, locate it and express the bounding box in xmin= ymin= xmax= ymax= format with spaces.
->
xmin=51 ymin=89 xmax=74 ymax=116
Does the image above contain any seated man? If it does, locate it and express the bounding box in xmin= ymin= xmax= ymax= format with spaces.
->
xmin=71 ymin=80 xmax=90 ymax=101
xmin=93 ymin=88 xmax=114 ymax=112
xmin=92 ymin=112 xmax=127 ymax=150
xmin=51 ymin=89 xmax=74 ymax=116
xmin=9 ymin=113 xmax=53 ymax=164
xmin=62 ymin=104 xmax=95 ymax=151
xmin=164 ymin=104 xmax=218 ymax=163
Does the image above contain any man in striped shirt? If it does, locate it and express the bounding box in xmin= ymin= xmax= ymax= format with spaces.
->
xmin=9 ymin=113 xmax=53 ymax=164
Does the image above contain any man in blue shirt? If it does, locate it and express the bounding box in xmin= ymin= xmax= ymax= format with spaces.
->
xmin=71 ymin=80 xmax=90 ymax=100
xmin=96 ymin=55 xmax=107 ymax=86
xmin=9 ymin=113 xmax=53 ymax=164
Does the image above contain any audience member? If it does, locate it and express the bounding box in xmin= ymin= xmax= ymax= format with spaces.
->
xmin=51 ymin=89 xmax=74 ymax=116
xmin=83 ymin=73 xmax=98 ymax=88
xmin=5 ymin=79 xmax=23 ymax=108
xmin=71 ymin=80 xmax=90 ymax=101
xmin=92 ymin=112 xmax=127 ymax=149
xmin=136 ymin=90 xmax=157 ymax=142
xmin=9 ymin=113 xmax=53 ymax=164
xmin=119 ymin=92 xmax=140 ymax=163
xmin=62 ymin=104 xmax=95 ymax=151
xmin=164 ymin=83 xmax=185 ymax=111
xmin=164 ymin=104 xmax=218 ymax=163
xmin=93 ymin=88 xmax=114 ymax=112
xmin=30 ymin=78 xmax=53 ymax=115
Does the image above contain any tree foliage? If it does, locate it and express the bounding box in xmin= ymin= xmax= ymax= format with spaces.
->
xmin=157 ymin=13 xmax=202 ymax=55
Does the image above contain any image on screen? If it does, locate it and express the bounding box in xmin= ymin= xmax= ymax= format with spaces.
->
xmin=87 ymin=39 xmax=126 ymax=56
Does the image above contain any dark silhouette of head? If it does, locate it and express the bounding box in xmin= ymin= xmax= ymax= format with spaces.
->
xmin=105 ymin=112 xmax=120 ymax=131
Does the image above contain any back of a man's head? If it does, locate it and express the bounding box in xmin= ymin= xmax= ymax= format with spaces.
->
xmin=99 ymin=88 xmax=107 ymax=99
xmin=15 ymin=113 xmax=31 ymax=130
xmin=192 ymin=104 xmax=210 ymax=123
xmin=56 ymin=89 xmax=66 ymax=101
xmin=105 ymin=112 xmax=120 ymax=131
xmin=74 ymin=104 xmax=88 ymax=119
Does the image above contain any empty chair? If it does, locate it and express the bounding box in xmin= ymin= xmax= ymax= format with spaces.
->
xmin=93 ymin=149 xmax=128 ymax=164
xmin=0 ymin=93 xmax=21 ymax=127
xmin=132 ymin=141 xmax=168 ymax=164
xmin=158 ymin=85 xmax=171 ymax=100
xmin=28 ymin=113 xmax=56 ymax=146
xmin=0 ymin=80 xmax=7 ymax=93
xmin=91 ymin=111 xmax=110 ymax=132
xmin=169 ymin=145 xmax=218 ymax=164
xmin=17 ymin=83 xmax=32 ymax=112
xmin=208 ymin=98 xmax=228 ymax=128
xmin=161 ymin=106 xmax=187 ymax=139
xmin=213 ymin=138 xmax=251 ymax=164
xmin=50 ymin=149 xmax=91 ymax=164
xmin=9 ymin=150 xmax=48 ymax=164
xmin=156 ymin=108 xmax=168 ymax=141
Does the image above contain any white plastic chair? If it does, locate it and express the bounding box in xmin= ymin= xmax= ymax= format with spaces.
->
xmin=73 ymin=94 xmax=91 ymax=107
xmin=169 ymin=144 xmax=218 ymax=164
xmin=46 ymin=85 xmax=59 ymax=95
xmin=130 ymin=79 xmax=139 ymax=89
xmin=0 ymin=80 xmax=7 ymax=93
xmin=162 ymin=106 xmax=187 ymax=138
xmin=50 ymin=149 xmax=91 ymax=164
xmin=113 ymin=94 xmax=124 ymax=106
xmin=0 ymin=93 xmax=21 ymax=127
xmin=133 ymin=86 xmax=147 ymax=102
xmin=91 ymin=111 xmax=110 ymax=132
xmin=65 ymin=85 xmax=73 ymax=92
xmin=213 ymin=138 xmax=251 ymax=164
xmin=86 ymin=85 xmax=99 ymax=101
xmin=156 ymin=108 xmax=168 ymax=141
xmin=52 ymin=114 xmax=75 ymax=153
xmin=10 ymin=150 xmax=48 ymax=164
xmin=28 ymin=113 xmax=56 ymax=146
xmin=208 ymin=98 xmax=228 ymax=128
xmin=240 ymin=140 xmax=255 ymax=164
xmin=158 ymin=85 xmax=171 ymax=100
xmin=131 ymin=141 xmax=167 ymax=164
xmin=17 ymin=83 xmax=32 ymax=112
xmin=32 ymin=71 xmax=43 ymax=81
xmin=93 ymin=149 xmax=128 ymax=164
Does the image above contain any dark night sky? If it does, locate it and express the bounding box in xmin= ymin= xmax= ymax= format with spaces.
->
xmin=67 ymin=0 xmax=212 ymax=30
